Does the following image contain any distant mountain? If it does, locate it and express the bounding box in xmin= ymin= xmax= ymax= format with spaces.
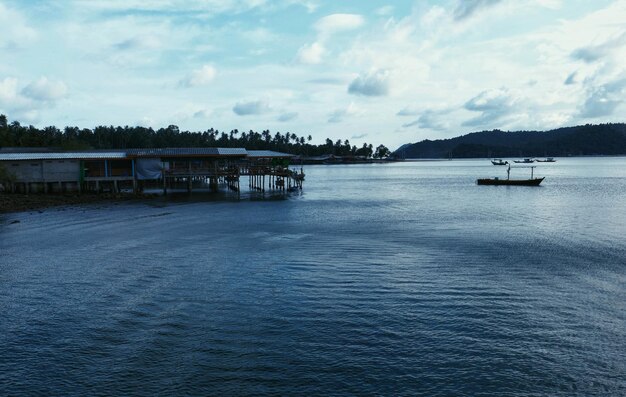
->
xmin=393 ymin=124 xmax=626 ymax=158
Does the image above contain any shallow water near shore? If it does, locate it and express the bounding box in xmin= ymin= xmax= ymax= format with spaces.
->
xmin=1 ymin=157 xmax=625 ymax=396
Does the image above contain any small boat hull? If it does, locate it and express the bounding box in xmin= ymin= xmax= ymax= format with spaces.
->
xmin=477 ymin=177 xmax=544 ymax=186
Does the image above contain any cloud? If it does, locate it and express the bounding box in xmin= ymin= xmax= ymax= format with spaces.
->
xmin=453 ymin=0 xmax=503 ymax=21
xmin=462 ymin=88 xmax=516 ymax=127
xmin=328 ymin=102 xmax=361 ymax=123
xmin=296 ymin=42 xmax=325 ymax=64
xmin=375 ymin=6 xmax=395 ymax=16
xmin=136 ymin=116 xmax=155 ymax=127
xmin=351 ymin=133 xmax=368 ymax=139
xmin=570 ymin=32 xmax=626 ymax=63
xmin=277 ymin=112 xmax=298 ymax=122
xmin=348 ymin=69 xmax=391 ymax=97
xmin=315 ymin=14 xmax=365 ymax=37
xmin=114 ymin=35 xmax=161 ymax=51
xmin=396 ymin=107 xmax=420 ymax=116
xmin=233 ymin=99 xmax=270 ymax=116
xmin=564 ymin=71 xmax=577 ymax=85
xmin=579 ymin=79 xmax=626 ymax=118
xmin=193 ymin=109 xmax=212 ymax=118
xmin=21 ymin=77 xmax=68 ymax=101
xmin=0 ymin=76 xmax=67 ymax=123
xmin=179 ymin=65 xmax=217 ymax=87
xmin=402 ymin=110 xmax=450 ymax=131
xmin=307 ymin=77 xmax=344 ymax=85
xmin=0 ymin=77 xmax=19 ymax=103
xmin=286 ymin=0 xmax=319 ymax=13
xmin=0 ymin=3 xmax=38 ymax=49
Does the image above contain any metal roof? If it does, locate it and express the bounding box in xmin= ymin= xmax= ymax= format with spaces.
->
xmin=0 ymin=152 xmax=127 ymax=161
xmin=217 ymin=148 xmax=248 ymax=156
xmin=246 ymin=150 xmax=294 ymax=158
xmin=126 ymin=148 xmax=247 ymax=157
xmin=0 ymin=148 xmax=291 ymax=161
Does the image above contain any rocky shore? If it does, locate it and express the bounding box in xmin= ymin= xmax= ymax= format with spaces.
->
xmin=0 ymin=193 xmax=158 ymax=214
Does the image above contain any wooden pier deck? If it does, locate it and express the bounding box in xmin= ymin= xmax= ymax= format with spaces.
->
xmin=0 ymin=148 xmax=304 ymax=196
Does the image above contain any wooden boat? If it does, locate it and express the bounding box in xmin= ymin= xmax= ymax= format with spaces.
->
xmin=477 ymin=165 xmax=544 ymax=186
xmin=513 ymin=158 xmax=535 ymax=164
xmin=491 ymin=158 xmax=508 ymax=165
xmin=477 ymin=177 xmax=544 ymax=186
xmin=536 ymin=157 xmax=556 ymax=162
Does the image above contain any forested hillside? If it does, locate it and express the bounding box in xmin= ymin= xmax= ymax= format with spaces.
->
xmin=394 ymin=124 xmax=626 ymax=158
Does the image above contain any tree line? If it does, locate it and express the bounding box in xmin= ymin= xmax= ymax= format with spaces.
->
xmin=0 ymin=115 xmax=391 ymax=159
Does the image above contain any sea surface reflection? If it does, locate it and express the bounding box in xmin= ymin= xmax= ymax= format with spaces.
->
xmin=1 ymin=157 xmax=625 ymax=396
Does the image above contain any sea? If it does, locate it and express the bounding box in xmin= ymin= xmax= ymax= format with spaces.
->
xmin=1 ymin=157 xmax=625 ymax=396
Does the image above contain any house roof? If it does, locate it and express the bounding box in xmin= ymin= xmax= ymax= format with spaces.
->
xmin=0 ymin=148 xmax=294 ymax=161
xmin=0 ymin=152 xmax=127 ymax=161
xmin=246 ymin=150 xmax=294 ymax=158
xmin=125 ymin=148 xmax=248 ymax=157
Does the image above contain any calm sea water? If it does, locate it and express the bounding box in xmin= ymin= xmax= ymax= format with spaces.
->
xmin=1 ymin=157 xmax=625 ymax=396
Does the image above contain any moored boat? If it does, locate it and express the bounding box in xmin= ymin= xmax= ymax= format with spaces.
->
xmin=491 ymin=158 xmax=508 ymax=165
xmin=513 ymin=158 xmax=535 ymax=164
xmin=536 ymin=157 xmax=556 ymax=162
xmin=477 ymin=177 xmax=544 ymax=186
xmin=477 ymin=165 xmax=544 ymax=186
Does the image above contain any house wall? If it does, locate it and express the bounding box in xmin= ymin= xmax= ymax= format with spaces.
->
xmin=2 ymin=160 xmax=80 ymax=182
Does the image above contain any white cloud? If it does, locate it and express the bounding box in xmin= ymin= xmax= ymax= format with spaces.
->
xmin=402 ymin=109 xmax=451 ymax=131
xmin=278 ymin=112 xmax=298 ymax=122
xmin=0 ymin=77 xmax=19 ymax=103
xmin=114 ymin=35 xmax=161 ymax=51
xmin=0 ymin=3 xmax=38 ymax=49
xmin=297 ymin=42 xmax=325 ymax=64
xmin=580 ymin=78 xmax=626 ymax=118
xmin=570 ymin=32 xmax=626 ymax=63
xmin=0 ymin=77 xmax=67 ymax=124
xmin=21 ymin=77 xmax=68 ymax=101
xmin=462 ymin=88 xmax=517 ymax=127
xmin=286 ymin=0 xmax=319 ymax=13
xmin=397 ymin=107 xmax=420 ymax=116
xmin=179 ymin=65 xmax=217 ymax=87
xmin=328 ymin=102 xmax=361 ymax=123
xmin=375 ymin=6 xmax=395 ymax=17
xmin=233 ymin=99 xmax=270 ymax=116
xmin=348 ymin=69 xmax=391 ymax=97
xmin=315 ymin=14 xmax=365 ymax=37
xmin=453 ymin=0 xmax=504 ymax=21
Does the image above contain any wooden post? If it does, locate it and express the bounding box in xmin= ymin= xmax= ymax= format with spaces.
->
xmin=188 ymin=161 xmax=192 ymax=193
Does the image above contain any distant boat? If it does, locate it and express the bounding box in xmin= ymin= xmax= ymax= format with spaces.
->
xmin=536 ymin=157 xmax=556 ymax=162
xmin=491 ymin=158 xmax=508 ymax=165
xmin=477 ymin=165 xmax=544 ymax=186
xmin=514 ymin=158 xmax=535 ymax=164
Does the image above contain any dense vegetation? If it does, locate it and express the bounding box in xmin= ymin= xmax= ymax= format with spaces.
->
xmin=0 ymin=115 xmax=391 ymax=159
xmin=394 ymin=123 xmax=626 ymax=158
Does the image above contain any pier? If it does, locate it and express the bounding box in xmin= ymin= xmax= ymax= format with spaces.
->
xmin=0 ymin=148 xmax=304 ymax=196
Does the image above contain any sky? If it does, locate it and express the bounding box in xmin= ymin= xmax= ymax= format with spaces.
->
xmin=1 ymin=0 xmax=625 ymax=150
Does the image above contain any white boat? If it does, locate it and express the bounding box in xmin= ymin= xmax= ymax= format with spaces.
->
xmin=514 ymin=158 xmax=535 ymax=164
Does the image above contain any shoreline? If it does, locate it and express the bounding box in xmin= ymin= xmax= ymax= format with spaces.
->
xmin=0 ymin=193 xmax=158 ymax=215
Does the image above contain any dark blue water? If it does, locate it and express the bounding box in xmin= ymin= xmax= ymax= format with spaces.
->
xmin=1 ymin=158 xmax=625 ymax=396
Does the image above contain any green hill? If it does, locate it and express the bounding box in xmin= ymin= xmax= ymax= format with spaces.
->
xmin=393 ymin=124 xmax=626 ymax=158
